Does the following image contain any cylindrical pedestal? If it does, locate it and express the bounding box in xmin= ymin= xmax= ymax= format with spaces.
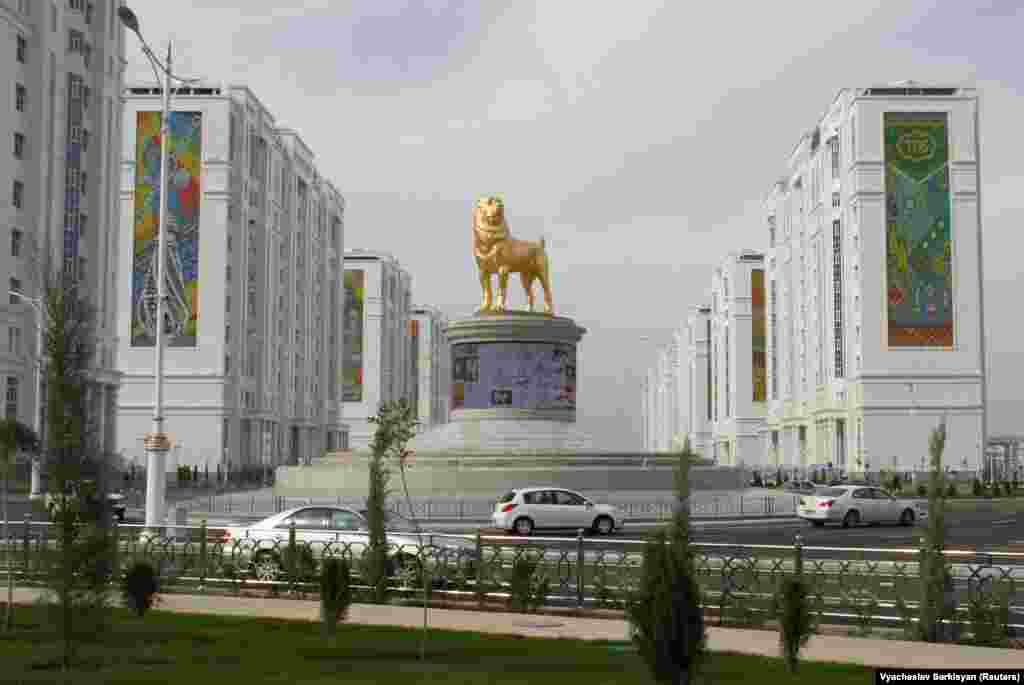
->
xmin=410 ymin=312 xmax=591 ymax=452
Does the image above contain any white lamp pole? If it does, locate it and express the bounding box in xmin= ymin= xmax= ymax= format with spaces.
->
xmin=8 ymin=291 xmax=44 ymax=498
xmin=119 ymin=5 xmax=200 ymax=530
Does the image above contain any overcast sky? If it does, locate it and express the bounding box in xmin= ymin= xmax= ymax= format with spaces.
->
xmin=124 ymin=0 xmax=1024 ymax=450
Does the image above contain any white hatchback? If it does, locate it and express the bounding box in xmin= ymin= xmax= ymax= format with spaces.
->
xmin=492 ymin=487 xmax=625 ymax=536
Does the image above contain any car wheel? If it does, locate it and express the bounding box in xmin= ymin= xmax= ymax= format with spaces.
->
xmin=899 ymin=509 xmax=915 ymax=526
xmin=842 ymin=510 xmax=860 ymax=528
xmin=592 ymin=516 xmax=614 ymax=536
xmin=252 ymin=551 xmax=283 ymax=581
xmin=811 ymin=520 xmax=825 ymax=528
xmin=513 ymin=517 xmax=534 ymax=536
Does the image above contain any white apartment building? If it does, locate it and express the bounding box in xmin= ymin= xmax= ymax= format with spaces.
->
xmin=641 ymin=367 xmax=655 ymax=451
xmin=640 ymin=336 xmax=686 ymax=452
xmin=1 ymin=0 xmax=123 ymax=454
xmin=707 ymin=251 xmax=767 ymax=467
xmin=410 ymin=304 xmax=449 ymax=433
xmin=116 ymin=84 xmax=348 ymax=473
xmin=342 ymin=250 xmax=413 ymax=449
xmin=763 ymin=83 xmax=986 ymax=477
xmin=685 ymin=305 xmax=712 ymax=457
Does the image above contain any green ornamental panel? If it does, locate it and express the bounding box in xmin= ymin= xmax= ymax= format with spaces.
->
xmin=884 ymin=112 xmax=953 ymax=347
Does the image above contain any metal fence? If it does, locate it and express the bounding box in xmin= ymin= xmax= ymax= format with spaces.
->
xmin=2 ymin=519 xmax=1021 ymax=638
xmin=126 ymin=492 xmax=802 ymax=521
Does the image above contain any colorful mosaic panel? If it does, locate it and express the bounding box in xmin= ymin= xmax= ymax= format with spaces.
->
xmin=130 ymin=111 xmax=202 ymax=347
xmin=343 ymin=270 xmax=365 ymax=402
xmin=751 ymin=269 xmax=767 ymax=401
xmin=884 ymin=112 xmax=953 ymax=347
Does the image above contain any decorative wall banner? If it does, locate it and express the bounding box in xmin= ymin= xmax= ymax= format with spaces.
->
xmin=409 ymin=319 xmax=420 ymax=418
xmin=451 ymin=342 xmax=575 ymax=411
xmin=343 ymin=270 xmax=365 ymax=402
xmin=131 ymin=111 xmax=202 ymax=347
xmin=751 ymin=268 xmax=767 ymax=401
xmin=884 ymin=112 xmax=953 ymax=347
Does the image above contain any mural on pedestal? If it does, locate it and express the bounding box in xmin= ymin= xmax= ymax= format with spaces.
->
xmin=884 ymin=112 xmax=953 ymax=347
xmin=451 ymin=342 xmax=575 ymax=411
xmin=130 ymin=111 xmax=202 ymax=347
xmin=752 ymin=268 xmax=767 ymax=401
xmin=343 ymin=269 xmax=365 ymax=402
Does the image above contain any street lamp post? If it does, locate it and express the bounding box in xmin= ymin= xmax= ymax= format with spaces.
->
xmin=119 ymin=5 xmax=200 ymax=530
xmin=9 ymin=291 xmax=44 ymax=498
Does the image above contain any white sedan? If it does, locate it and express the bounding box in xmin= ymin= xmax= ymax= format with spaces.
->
xmin=492 ymin=487 xmax=626 ymax=536
xmin=223 ymin=506 xmax=470 ymax=580
xmin=798 ymin=485 xmax=928 ymax=528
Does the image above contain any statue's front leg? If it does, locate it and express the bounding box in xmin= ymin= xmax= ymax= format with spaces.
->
xmin=496 ymin=269 xmax=511 ymax=311
xmin=478 ymin=269 xmax=493 ymax=312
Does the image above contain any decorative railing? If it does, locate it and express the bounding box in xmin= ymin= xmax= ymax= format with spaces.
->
xmin=2 ymin=520 xmax=1021 ymax=637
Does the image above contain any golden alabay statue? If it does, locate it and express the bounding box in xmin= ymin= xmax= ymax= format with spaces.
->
xmin=473 ymin=196 xmax=554 ymax=315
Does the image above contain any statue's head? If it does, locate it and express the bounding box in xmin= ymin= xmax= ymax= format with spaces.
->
xmin=476 ymin=196 xmax=505 ymax=226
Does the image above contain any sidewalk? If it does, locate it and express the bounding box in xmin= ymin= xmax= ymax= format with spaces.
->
xmin=9 ymin=588 xmax=1021 ymax=669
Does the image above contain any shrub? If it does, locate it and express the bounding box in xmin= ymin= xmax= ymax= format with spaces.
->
xmin=121 ymin=561 xmax=159 ymax=618
xmin=319 ymin=557 xmax=352 ymax=638
xmin=891 ymin=473 xmax=903 ymax=493
xmin=281 ymin=543 xmax=318 ymax=583
xmin=627 ymin=529 xmax=705 ymax=685
xmin=776 ymin=575 xmax=816 ymax=672
xmin=972 ymin=478 xmax=984 ymax=497
xmin=1003 ymin=481 xmax=1013 ymax=497
xmin=506 ymin=556 xmax=549 ymax=613
xmin=917 ymin=483 xmax=927 ymax=497
xmin=965 ymin=584 xmax=1011 ymax=648
xmin=945 ymin=482 xmax=957 ymax=498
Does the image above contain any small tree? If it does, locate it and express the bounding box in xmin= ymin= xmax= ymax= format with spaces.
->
xmin=1 ymin=419 xmax=40 ymax=631
xmin=918 ymin=420 xmax=955 ymax=642
xmin=34 ymin=274 xmax=113 ymax=669
xmin=319 ymin=557 xmax=352 ymax=642
xmin=777 ymin=574 xmax=816 ymax=672
xmin=627 ymin=437 xmax=705 ymax=685
xmin=368 ymin=400 xmax=426 ymax=658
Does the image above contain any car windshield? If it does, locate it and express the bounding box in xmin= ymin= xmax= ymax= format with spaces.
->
xmin=818 ymin=488 xmax=848 ymax=497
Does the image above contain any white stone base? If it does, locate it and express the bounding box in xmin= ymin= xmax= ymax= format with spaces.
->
xmin=408 ymin=418 xmax=595 ymax=452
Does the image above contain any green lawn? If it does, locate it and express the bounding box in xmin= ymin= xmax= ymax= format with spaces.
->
xmin=0 ymin=604 xmax=873 ymax=684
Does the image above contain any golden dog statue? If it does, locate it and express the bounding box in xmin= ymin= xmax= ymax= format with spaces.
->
xmin=473 ymin=196 xmax=554 ymax=315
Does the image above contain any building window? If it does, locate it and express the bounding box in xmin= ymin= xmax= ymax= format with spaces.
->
xmin=831 ymin=192 xmax=840 ymax=209
xmin=69 ymin=0 xmax=84 ymax=10
xmin=831 ymin=137 xmax=841 ymax=177
xmin=84 ymin=2 xmax=92 ymax=24
xmin=226 ymin=265 xmax=232 ymax=281
xmin=724 ymin=325 xmax=730 ymax=418
xmin=12 ymin=181 xmax=24 ymax=209
xmin=11 ymin=230 xmax=22 ymax=257
xmin=225 ymin=325 xmax=231 ymax=342
xmin=68 ymin=29 xmax=84 ymax=54
xmin=81 ymin=128 xmax=89 ymax=151
xmin=79 ymin=214 xmax=86 ymax=238
xmin=8 ymin=327 xmax=20 ymax=355
xmin=833 ymin=219 xmax=845 ymax=378
xmin=15 ymin=84 xmax=26 ymax=112
xmin=5 ymin=378 xmax=18 ymax=419
xmin=16 ymin=35 xmax=27 ymax=63
xmin=69 ymin=125 xmax=82 ymax=143
xmin=13 ymin=133 xmax=25 ymax=159
xmin=225 ymin=295 xmax=231 ymax=312
xmin=79 ymin=171 xmax=87 ymax=193
xmin=9 ymin=279 xmax=20 ymax=304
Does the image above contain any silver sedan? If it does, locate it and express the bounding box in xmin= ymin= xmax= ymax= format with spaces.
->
xmin=797 ymin=485 xmax=928 ymax=528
